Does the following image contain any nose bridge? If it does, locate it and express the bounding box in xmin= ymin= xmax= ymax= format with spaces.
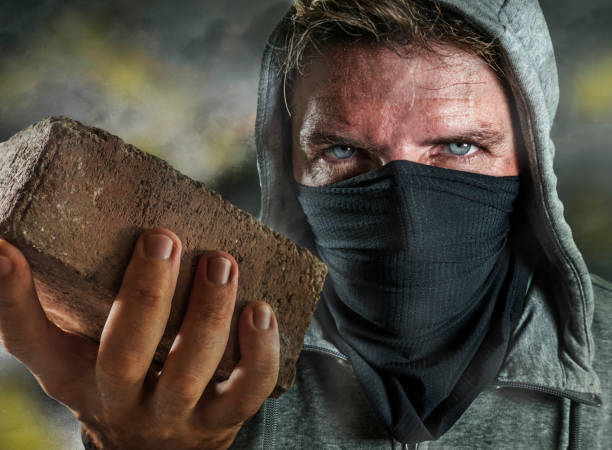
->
xmin=381 ymin=141 xmax=423 ymax=166
xmin=375 ymin=109 xmax=425 ymax=165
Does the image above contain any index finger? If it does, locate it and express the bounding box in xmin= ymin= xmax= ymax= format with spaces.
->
xmin=96 ymin=228 xmax=181 ymax=410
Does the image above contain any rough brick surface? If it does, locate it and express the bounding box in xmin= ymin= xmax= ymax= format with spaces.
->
xmin=0 ymin=116 xmax=327 ymax=397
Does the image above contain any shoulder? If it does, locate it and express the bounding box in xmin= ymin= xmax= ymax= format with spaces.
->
xmin=590 ymin=273 xmax=611 ymax=365
xmin=591 ymin=273 xmax=612 ymax=331
xmin=592 ymin=273 xmax=612 ymax=300
xmin=591 ymin=272 xmax=612 ymax=340
xmin=580 ymin=274 xmax=612 ymax=448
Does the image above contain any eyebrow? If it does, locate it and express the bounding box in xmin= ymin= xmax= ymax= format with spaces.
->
xmin=300 ymin=123 xmax=507 ymax=154
xmin=301 ymin=131 xmax=386 ymax=155
xmin=421 ymin=126 xmax=507 ymax=150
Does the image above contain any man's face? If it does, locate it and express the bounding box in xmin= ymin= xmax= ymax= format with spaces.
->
xmin=291 ymin=43 xmax=519 ymax=187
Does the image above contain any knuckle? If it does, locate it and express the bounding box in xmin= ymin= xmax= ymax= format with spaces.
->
xmin=196 ymin=333 xmax=225 ymax=353
xmin=97 ymin=354 xmax=144 ymax=386
xmin=162 ymin=370 xmax=204 ymax=401
xmin=246 ymin=342 xmax=279 ymax=379
xmin=254 ymin=359 xmax=279 ymax=383
xmin=123 ymin=282 xmax=167 ymax=309
xmin=193 ymin=296 xmax=233 ymax=328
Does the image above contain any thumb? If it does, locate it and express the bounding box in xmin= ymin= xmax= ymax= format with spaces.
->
xmin=0 ymin=238 xmax=53 ymax=368
xmin=0 ymin=239 xmax=96 ymax=407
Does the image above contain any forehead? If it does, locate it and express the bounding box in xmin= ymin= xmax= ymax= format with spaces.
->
xmin=291 ymin=43 xmax=511 ymax=134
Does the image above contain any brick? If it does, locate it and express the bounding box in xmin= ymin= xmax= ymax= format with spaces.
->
xmin=0 ymin=116 xmax=327 ymax=397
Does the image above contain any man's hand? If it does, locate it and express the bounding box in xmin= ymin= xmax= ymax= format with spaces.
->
xmin=0 ymin=228 xmax=280 ymax=449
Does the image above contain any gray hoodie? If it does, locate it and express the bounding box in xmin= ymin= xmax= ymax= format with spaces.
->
xmin=232 ymin=0 xmax=612 ymax=448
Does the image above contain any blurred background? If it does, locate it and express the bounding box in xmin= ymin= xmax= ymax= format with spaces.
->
xmin=0 ymin=0 xmax=610 ymax=448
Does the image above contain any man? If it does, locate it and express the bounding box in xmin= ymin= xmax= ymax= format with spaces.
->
xmin=0 ymin=0 xmax=610 ymax=448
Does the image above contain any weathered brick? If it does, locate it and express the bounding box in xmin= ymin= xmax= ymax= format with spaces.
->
xmin=0 ymin=116 xmax=327 ymax=397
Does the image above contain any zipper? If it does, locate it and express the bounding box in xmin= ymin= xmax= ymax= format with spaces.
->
xmin=303 ymin=343 xmax=349 ymax=361
xmin=568 ymin=401 xmax=582 ymax=450
xmin=300 ymin=346 xmax=600 ymax=449
xmin=259 ymin=344 xmax=347 ymax=449
xmin=493 ymin=381 xmax=601 ymax=406
xmin=262 ymin=398 xmax=278 ymax=450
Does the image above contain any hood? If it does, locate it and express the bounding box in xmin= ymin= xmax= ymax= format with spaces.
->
xmin=254 ymin=0 xmax=600 ymax=399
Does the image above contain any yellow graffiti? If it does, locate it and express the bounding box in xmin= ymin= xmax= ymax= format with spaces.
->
xmin=0 ymin=8 xmax=254 ymax=183
xmin=0 ymin=378 xmax=66 ymax=450
xmin=574 ymin=54 xmax=612 ymax=117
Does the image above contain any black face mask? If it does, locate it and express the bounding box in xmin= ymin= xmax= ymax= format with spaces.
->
xmin=296 ymin=160 xmax=530 ymax=444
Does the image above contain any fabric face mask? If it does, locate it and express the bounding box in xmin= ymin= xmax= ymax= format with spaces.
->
xmin=296 ymin=159 xmax=529 ymax=444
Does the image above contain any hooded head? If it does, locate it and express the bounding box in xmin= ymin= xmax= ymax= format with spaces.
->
xmin=254 ymin=0 xmax=599 ymax=438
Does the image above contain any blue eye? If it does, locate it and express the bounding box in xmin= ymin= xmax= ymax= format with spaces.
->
xmin=330 ymin=145 xmax=356 ymax=159
xmin=448 ymin=142 xmax=474 ymax=156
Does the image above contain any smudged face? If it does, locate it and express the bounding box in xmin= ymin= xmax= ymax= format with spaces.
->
xmin=291 ymin=43 xmax=520 ymax=187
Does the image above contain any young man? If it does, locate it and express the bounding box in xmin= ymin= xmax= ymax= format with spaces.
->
xmin=0 ymin=1 xmax=609 ymax=448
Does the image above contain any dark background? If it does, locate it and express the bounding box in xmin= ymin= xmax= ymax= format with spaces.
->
xmin=0 ymin=1 xmax=610 ymax=448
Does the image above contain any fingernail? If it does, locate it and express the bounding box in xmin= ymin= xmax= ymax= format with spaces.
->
xmin=253 ymin=303 xmax=271 ymax=330
xmin=144 ymin=234 xmax=173 ymax=260
xmin=0 ymin=255 xmax=13 ymax=278
xmin=207 ymin=257 xmax=231 ymax=285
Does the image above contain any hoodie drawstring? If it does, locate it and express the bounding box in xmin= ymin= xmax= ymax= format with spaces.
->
xmin=568 ymin=401 xmax=582 ymax=450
